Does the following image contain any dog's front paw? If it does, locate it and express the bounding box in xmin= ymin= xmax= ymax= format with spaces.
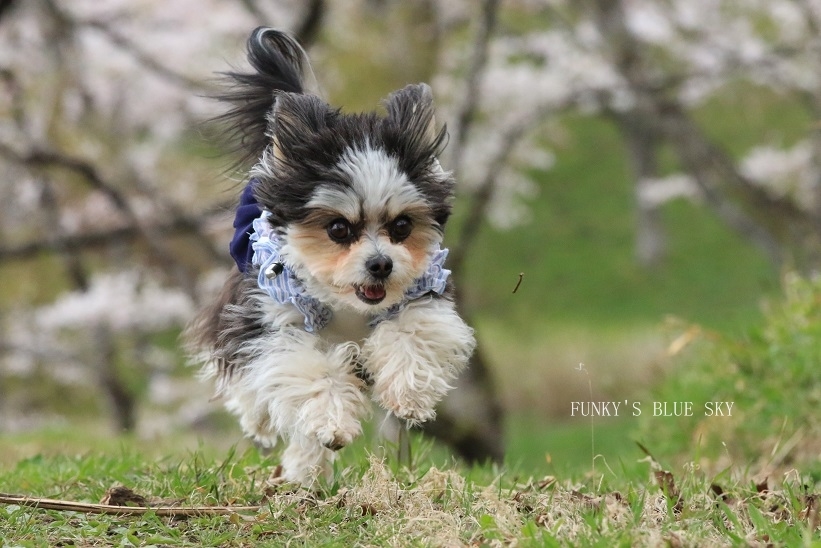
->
xmin=314 ymin=421 xmax=359 ymax=451
xmin=376 ymin=389 xmax=437 ymax=426
xmin=301 ymin=392 xmax=364 ymax=451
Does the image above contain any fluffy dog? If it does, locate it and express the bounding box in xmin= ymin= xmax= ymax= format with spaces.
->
xmin=187 ymin=27 xmax=475 ymax=486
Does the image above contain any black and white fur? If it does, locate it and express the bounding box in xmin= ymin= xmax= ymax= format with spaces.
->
xmin=187 ymin=28 xmax=475 ymax=486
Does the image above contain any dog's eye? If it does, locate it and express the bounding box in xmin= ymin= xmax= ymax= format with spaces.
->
xmin=327 ymin=219 xmax=354 ymax=243
xmin=389 ymin=216 xmax=412 ymax=242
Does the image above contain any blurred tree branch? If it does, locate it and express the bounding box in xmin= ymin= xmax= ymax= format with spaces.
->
xmin=0 ymin=209 xmax=231 ymax=263
xmin=294 ymin=0 xmax=325 ymax=47
xmin=1 ymin=144 xmax=133 ymax=215
xmin=0 ymin=143 xmax=225 ymax=292
xmin=592 ymin=0 xmax=821 ymax=270
xmin=42 ymin=0 xmax=207 ymax=92
xmin=238 ymin=0 xmax=325 ymax=48
xmin=449 ymin=0 xmax=499 ymax=172
xmin=426 ymin=0 xmax=507 ymax=463
xmin=38 ymin=177 xmax=90 ymax=291
xmin=449 ymin=109 xmax=552 ymax=277
xmin=0 ymin=0 xmax=15 ymax=22
xmin=82 ymin=19 xmax=206 ymax=91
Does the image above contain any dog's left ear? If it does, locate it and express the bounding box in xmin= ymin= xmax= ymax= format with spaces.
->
xmin=383 ymin=83 xmax=446 ymax=158
xmin=270 ymin=92 xmax=335 ymax=166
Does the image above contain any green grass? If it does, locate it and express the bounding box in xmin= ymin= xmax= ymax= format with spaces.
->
xmin=1 ymin=428 xmax=819 ymax=546
xmin=636 ymin=274 xmax=821 ymax=477
xmin=506 ymin=415 xmax=646 ymax=479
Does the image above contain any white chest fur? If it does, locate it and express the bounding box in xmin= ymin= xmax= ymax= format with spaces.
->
xmin=322 ymin=306 xmax=372 ymax=346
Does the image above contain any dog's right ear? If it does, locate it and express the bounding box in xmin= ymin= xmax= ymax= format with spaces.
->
xmin=269 ymin=93 xmax=336 ymax=167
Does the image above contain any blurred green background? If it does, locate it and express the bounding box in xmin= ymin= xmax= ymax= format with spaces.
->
xmin=1 ymin=0 xmax=819 ymax=478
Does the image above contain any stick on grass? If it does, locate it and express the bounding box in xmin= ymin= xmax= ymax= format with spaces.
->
xmin=0 ymin=493 xmax=262 ymax=516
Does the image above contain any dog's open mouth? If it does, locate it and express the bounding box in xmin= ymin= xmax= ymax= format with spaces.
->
xmin=355 ymin=284 xmax=386 ymax=305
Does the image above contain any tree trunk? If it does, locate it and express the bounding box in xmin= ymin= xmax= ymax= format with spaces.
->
xmin=616 ymin=110 xmax=666 ymax=267
xmin=420 ymin=0 xmax=506 ymax=463
xmin=93 ymin=325 xmax=137 ymax=433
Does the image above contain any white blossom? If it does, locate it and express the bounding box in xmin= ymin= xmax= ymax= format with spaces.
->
xmin=36 ymin=271 xmax=194 ymax=333
xmin=740 ymin=142 xmax=819 ymax=211
xmin=637 ymin=174 xmax=702 ymax=208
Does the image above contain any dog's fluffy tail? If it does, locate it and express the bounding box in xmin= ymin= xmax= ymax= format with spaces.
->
xmin=212 ymin=27 xmax=313 ymax=168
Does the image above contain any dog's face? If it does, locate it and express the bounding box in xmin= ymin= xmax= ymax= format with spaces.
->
xmin=252 ymin=84 xmax=454 ymax=313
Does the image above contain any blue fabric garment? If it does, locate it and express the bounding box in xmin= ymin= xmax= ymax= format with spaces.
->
xmin=229 ymin=180 xmax=262 ymax=273
xmin=249 ymin=210 xmax=451 ymax=332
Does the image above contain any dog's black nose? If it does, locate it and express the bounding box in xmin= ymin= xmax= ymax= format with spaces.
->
xmin=366 ymin=255 xmax=393 ymax=279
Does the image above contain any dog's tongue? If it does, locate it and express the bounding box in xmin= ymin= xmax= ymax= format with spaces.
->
xmin=362 ymin=285 xmax=386 ymax=300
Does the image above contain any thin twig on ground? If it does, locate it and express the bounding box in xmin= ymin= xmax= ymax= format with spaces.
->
xmin=0 ymin=492 xmax=262 ymax=517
